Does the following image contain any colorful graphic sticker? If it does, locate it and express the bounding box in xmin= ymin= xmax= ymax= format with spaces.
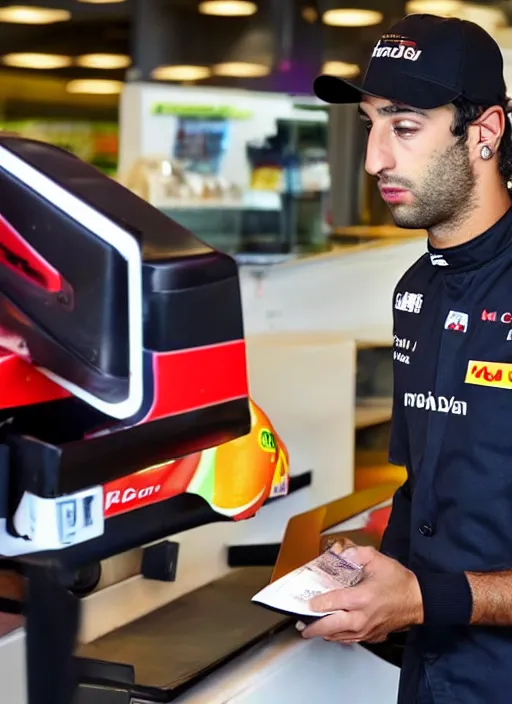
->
xmin=103 ymin=399 xmax=290 ymax=521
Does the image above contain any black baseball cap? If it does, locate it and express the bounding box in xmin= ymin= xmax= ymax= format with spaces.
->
xmin=314 ymin=14 xmax=507 ymax=110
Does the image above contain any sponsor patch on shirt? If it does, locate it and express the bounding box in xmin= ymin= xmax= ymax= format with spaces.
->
xmin=481 ymin=309 xmax=497 ymax=321
xmin=465 ymin=360 xmax=512 ymax=389
xmin=393 ymin=335 xmax=417 ymax=365
xmin=395 ymin=291 xmax=423 ymax=314
xmin=430 ymin=253 xmax=448 ymax=267
xmin=481 ymin=310 xmax=512 ymax=324
xmin=444 ymin=310 xmax=469 ymax=332
xmin=404 ymin=391 xmax=467 ymax=415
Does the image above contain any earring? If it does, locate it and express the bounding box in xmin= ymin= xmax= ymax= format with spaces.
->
xmin=481 ymin=145 xmax=493 ymax=160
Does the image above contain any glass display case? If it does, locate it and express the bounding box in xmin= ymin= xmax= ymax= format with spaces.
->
xmin=120 ymin=109 xmax=331 ymax=259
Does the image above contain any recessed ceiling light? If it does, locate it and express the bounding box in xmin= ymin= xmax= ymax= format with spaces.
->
xmin=66 ymin=79 xmax=124 ymax=95
xmin=322 ymin=61 xmax=360 ymax=79
xmin=302 ymin=6 xmax=318 ymax=23
xmin=0 ymin=5 xmax=71 ymax=24
xmin=76 ymin=54 xmax=131 ymax=70
xmin=406 ymin=1 xmax=506 ymax=34
xmin=151 ymin=65 xmax=211 ymax=81
xmin=406 ymin=0 xmax=463 ymax=14
xmin=76 ymin=0 xmax=126 ymax=3
xmin=2 ymin=53 xmax=72 ymax=69
xmin=457 ymin=3 xmax=506 ymax=35
xmin=213 ymin=62 xmax=270 ymax=77
xmin=198 ymin=1 xmax=257 ymax=17
xmin=323 ymin=8 xmax=383 ymax=27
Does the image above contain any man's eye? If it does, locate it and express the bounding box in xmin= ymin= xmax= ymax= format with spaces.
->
xmin=393 ymin=124 xmax=418 ymax=137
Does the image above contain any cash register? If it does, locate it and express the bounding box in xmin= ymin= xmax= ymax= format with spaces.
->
xmin=0 ymin=136 xmax=288 ymax=704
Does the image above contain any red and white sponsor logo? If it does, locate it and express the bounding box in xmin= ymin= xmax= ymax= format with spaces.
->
xmin=102 ymin=455 xmax=200 ymax=519
xmin=482 ymin=310 xmax=497 ymax=321
xmin=445 ymin=310 xmax=468 ymax=333
xmin=480 ymin=310 xmax=512 ymax=324
xmin=105 ymin=483 xmax=162 ymax=515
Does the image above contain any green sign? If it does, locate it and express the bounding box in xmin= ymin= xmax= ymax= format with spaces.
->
xmin=151 ymin=103 xmax=253 ymax=119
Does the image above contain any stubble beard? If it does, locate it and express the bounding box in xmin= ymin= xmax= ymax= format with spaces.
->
xmin=386 ymin=139 xmax=477 ymax=237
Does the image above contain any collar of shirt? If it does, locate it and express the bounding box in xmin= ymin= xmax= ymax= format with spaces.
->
xmin=427 ymin=205 xmax=512 ymax=271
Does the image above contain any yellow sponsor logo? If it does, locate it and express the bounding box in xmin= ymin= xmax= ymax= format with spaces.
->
xmin=465 ymin=360 xmax=512 ymax=389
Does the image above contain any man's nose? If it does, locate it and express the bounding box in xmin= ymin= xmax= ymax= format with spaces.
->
xmin=364 ymin=126 xmax=395 ymax=176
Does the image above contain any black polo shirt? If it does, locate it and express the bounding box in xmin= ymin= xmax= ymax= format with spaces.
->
xmin=381 ymin=205 xmax=512 ymax=704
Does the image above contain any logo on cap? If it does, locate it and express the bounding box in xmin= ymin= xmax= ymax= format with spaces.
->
xmin=372 ymin=34 xmax=422 ymax=62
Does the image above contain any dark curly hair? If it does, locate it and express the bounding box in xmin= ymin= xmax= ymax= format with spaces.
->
xmin=451 ymin=96 xmax=512 ymax=187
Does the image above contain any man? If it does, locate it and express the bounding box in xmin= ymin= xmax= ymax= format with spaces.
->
xmin=303 ymin=12 xmax=512 ymax=704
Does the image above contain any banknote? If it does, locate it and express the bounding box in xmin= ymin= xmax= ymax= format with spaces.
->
xmin=252 ymin=545 xmax=364 ymax=618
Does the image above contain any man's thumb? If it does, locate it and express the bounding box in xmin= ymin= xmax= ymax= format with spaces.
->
xmin=341 ymin=545 xmax=377 ymax=568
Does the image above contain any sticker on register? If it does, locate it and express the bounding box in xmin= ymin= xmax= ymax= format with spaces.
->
xmin=13 ymin=486 xmax=104 ymax=549
xmin=269 ymin=451 xmax=290 ymax=499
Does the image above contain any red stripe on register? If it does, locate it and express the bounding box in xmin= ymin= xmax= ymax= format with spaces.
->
xmin=0 ymin=214 xmax=64 ymax=292
xmin=144 ymin=339 xmax=248 ymax=421
xmin=0 ymin=339 xmax=249 ymax=416
xmin=0 ymin=352 xmax=70 ymax=409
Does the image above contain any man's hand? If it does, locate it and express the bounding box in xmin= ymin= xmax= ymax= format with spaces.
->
xmin=300 ymin=546 xmax=423 ymax=644
xmin=319 ymin=533 xmax=355 ymax=553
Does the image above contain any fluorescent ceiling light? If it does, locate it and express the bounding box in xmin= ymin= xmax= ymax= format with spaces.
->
xmin=0 ymin=5 xmax=70 ymax=24
xmin=213 ymin=62 xmax=270 ymax=77
xmin=66 ymin=79 xmax=124 ymax=95
xmin=76 ymin=54 xmax=131 ymax=69
xmin=151 ymin=65 xmax=211 ymax=81
xmin=323 ymin=8 xmax=383 ymax=27
xmin=2 ymin=53 xmax=72 ymax=69
xmin=198 ymin=1 xmax=257 ymax=17
xmin=322 ymin=61 xmax=360 ymax=79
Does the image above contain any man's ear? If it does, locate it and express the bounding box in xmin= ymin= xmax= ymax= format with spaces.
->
xmin=468 ymin=105 xmax=505 ymax=156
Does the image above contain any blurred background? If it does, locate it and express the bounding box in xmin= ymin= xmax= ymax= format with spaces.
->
xmin=1 ymin=0 xmax=511 ymax=258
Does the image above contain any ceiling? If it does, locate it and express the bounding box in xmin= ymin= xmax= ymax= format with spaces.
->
xmin=1 ymin=0 xmax=512 ymax=117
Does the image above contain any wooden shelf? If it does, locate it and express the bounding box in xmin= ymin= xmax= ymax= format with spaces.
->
xmin=355 ymin=398 xmax=392 ymax=429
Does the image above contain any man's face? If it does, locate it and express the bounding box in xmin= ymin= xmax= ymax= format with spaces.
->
xmin=359 ymin=95 xmax=476 ymax=230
